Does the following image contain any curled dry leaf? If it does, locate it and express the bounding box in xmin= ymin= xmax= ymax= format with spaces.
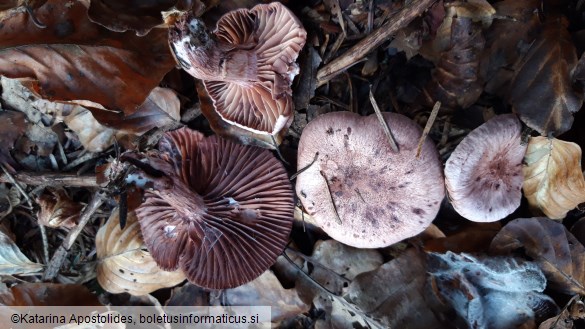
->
xmin=0 ymin=0 xmax=175 ymax=118
xmin=96 ymin=209 xmax=186 ymax=296
xmin=0 ymin=283 xmax=101 ymax=306
xmin=36 ymin=188 xmax=82 ymax=229
xmin=490 ymin=217 xmax=585 ymax=295
xmin=522 ymin=136 xmax=585 ymax=219
xmin=210 ymin=271 xmax=309 ymax=322
xmin=61 ymin=87 xmax=181 ymax=152
xmin=0 ymin=228 xmax=43 ymax=275
xmin=345 ymin=249 xmax=446 ymax=329
xmin=428 ymin=252 xmax=558 ymax=329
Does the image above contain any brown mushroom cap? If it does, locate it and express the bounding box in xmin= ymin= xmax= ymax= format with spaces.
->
xmin=444 ymin=114 xmax=527 ymax=222
xmin=169 ymin=2 xmax=306 ymax=137
xmin=296 ymin=112 xmax=445 ymax=248
xmin=133 ymin=128 xmax=294 ymax=289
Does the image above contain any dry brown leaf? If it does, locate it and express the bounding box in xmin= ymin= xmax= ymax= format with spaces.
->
xmin=96 ymin=209 xmax=185 ymax=296
xmin=0 ymin=283 xmax=100 ymax=306
xmin=0 ymin=228 xmax=43 ymax=275
xmin=303 ymin=240 xmax=383 ymax=295
xmin=0 ymin=0 xmax=175 ymax=118
xmin=522 ymin=136 xmax=585 ymax=219
xmin=490 ymin=217 xmax=585 ymax=295
xmin=36 ymin=188 xmax=82 ymax=229
xmin=345 ymin=248 xmax=447 ymax=329
xmin=210 ymin=270 xmax=309 ymax=322
xmin=424 ymin=222 xmax=501 ymax=253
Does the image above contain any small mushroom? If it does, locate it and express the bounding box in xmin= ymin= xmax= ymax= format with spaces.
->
xmin=125 ymin=128 xmax=294 ymax=289
xmin=444 ymin=114 xmax=527 ymax=222
xmin=168 ymin=2 xmax=307 ymax=145
xmin=295 ymin=112 xmax=445 ymax=248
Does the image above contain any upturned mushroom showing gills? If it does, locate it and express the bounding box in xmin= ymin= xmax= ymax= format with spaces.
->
xmin=167 ymin=2 xmax=306 ymax=144
xmin=123 ymin=128 xmax=294 ymax=289
xmin=295 ymin=112 xmax=445 ymax=248
xmin=444 ymin=114 xmax=527 ymax=222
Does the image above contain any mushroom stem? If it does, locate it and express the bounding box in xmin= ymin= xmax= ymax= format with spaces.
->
xmin=369 ymin=88 xmax=399 ymax=153
xmin=155 ymin=177 xmax=207 ymax=221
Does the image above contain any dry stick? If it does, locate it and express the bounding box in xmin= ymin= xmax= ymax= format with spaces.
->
xmin=39 ymin=224 xmax=50 ymax=264
xmin=319 ymin=170 xmax=342 ymax=224
xmin=0 ymin=164 xmax=33 ymax=208
xmin=416 ymin=101 xmax=441 ymax=158
xmin=42 ymin=191 xmax=106 ymax=281
xmin=316 ymin=0 xmax=436 ymax=86
xmin=369 ymin=88 xmax=399 ymax=153
xmin=0 ymin=172 xmax=99 ymax=187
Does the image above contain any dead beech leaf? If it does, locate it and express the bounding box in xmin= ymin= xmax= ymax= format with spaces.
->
xmin=345 ymin=248 xmax=446 ymax=329
xmin=0 ymin=283 xmax=100 ymax=306
xmin=36 ymin=188 xmax=82 ymax=229
xmin=507 ymin=16 xmax=583 ymax=136
xmin=96 ymin=209 xmax=185 ymax=296
xmin=211 ymin=271 xmax=309 ymax=322
xmin=490 ymin=217 xmax=585 ymax=295
xmin=424 ymin=222 xmax=501 ymax=253
xmin=522 ymin=136 xmax=585 ymax=219
xmin=0 ymin=0 xmax=175 ymax=117
xmin=0 ymin=228 xmax=43 ymax=275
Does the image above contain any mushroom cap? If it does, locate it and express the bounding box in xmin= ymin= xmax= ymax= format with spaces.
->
xmin=134 ymin=128 xmax=294 ymax=289
xmin=295 ymin=112 xmax=445 ymax=248
xmin=169 ymin=2 xmax=306 ymax=137
xmin=444 ymin=114 xmax=527 ymax=222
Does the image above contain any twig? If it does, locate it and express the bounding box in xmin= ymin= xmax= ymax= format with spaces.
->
xmin=290 ymin=152 xmax=319 ymax=181
xmin=316 ymin=0 xmax=436 ymax=86
xmin=369 ymin=87 xmax=399 ymax=153
xmin=39 ymin=223 xmax=50 ymax=264
xmin=0 ymin=163 xmax=33 ymax=208
xmin=319 ymin=170 xmax=342 ymax=224
xmin=0 ymin=171 xmax=99 ymax=187
xmin=416 ymin=101 xmax=441 ymax=158
xmin=42 ymin=191 xmax=106 ymax=281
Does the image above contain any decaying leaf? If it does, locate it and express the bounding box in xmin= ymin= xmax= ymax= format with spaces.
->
xmin=421 ymin=16 xmax=485 ymax=110
xmin=300 ymin=240 xmax=383 ymax=296
xmin=539 ymin=296 xmax=585 ymax=329
xmin=522 ymin=136 xmax=585 ymax=219
xmin=210 ymin=270 xmax=309 ymax=322
xmin=490 ymin=217 xmax=585 ymax=295
xmin=345 ymin=248 xmax=446 ymax=329
xmin=36 ymin=188 xmax=82 ymax=229
xmin=0 ymin=228 xmax=43 ymax=275
xmin=60 ymin=87 xmax=181 ymax=152
xmin=428 ymin=252 xmax=558 ymax=329
xmin=0 ymin=0 xmax=175 ymax=118
xmin=0 ymin=283 xmax=100 ymax=306
xmin=96 ymin=209 xmax=186 ymax=296
xmin=424 ymin=222 xmax=501 ymax=253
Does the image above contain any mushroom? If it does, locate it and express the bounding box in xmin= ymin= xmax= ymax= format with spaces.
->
xmin=295 ymin=112 xmax=445 ymax=248
xmin=124 ymin=127 xmax=294 ymax=289
xmin=444 ymin=114 xmax=527 ymax=222
xmin=168 ymin=2 xmax=307 ymax=145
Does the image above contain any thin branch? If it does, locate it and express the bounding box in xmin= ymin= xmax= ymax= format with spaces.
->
xmin=369 ymin=87 xmax=399 ymax=153
xmin=319 ymin=170 xmax=342 ymax=224
xmin=0 ymin=163 xmax=33 ymax=208
xmin=416 ymin=101 xmax=441 ymax=158
xmin=290 ymin=152 xmax=319 ymax=181
xmin=0 ymin=172 xmax=99 ymax=187
xmin=316 ymin=0 xmax=436 ymax=86
xmin=42 ymin=191 xmax=106 ymax=281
